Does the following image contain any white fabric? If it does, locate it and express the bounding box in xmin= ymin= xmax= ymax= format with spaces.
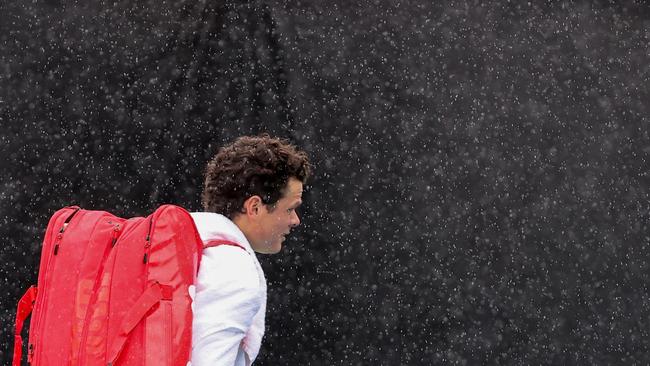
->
xmin=190 ymin=212 xmax=267 ymax=366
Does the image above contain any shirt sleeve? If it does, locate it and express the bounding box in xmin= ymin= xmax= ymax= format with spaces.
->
xmin=191 ymin=245 xmax=261 ymax=366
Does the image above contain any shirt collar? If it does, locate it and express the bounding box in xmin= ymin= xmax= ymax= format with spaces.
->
xmin=190 ymin=212 xmax=254 ymax=252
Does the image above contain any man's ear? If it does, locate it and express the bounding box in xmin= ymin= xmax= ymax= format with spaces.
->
xmin=242 ymin=195 xmax=264 ymax=217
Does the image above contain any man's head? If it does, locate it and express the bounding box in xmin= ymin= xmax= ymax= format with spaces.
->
xmin=202 ymin=135 xmax=311 ymax=253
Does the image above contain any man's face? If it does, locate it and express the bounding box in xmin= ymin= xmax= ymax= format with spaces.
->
xmin=252 ymin=177 xmax=303 ymax=254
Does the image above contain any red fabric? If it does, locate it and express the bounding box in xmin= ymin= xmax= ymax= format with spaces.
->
xmin=16 ymin=204 xmax=203 ymax=366
xmin=28 ymin=207 xmax=115 ymax=365
xmin=100 ymin=205 xmax=202 ymax=366
xmin=13 ymin=286 xmax=37 ymax=366
xmin=107 ymin=282 xmax=173 ymax=365
xmin=203 ymin=239 xmax=245 ymax=250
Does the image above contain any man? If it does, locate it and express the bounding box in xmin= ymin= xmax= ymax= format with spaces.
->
xmin=190 ymin=135 xmax=311 ymax=365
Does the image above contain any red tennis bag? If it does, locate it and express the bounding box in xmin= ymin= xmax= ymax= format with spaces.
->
xmin=13 ymin=204 xmax=204 ymax=366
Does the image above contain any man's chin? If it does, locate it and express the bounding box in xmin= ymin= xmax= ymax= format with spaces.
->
xmin=268 ymin=242 xmax=283 ymax=254
xmin=253 ymin=241 xmax=283 ymax=254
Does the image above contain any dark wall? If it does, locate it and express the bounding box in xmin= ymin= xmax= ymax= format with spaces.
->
xmin=1 ymin=1 xmax=649 ymax=364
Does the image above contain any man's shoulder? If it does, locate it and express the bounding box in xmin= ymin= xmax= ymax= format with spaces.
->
xmin=198 ymin=245 xmax=259 ymax=290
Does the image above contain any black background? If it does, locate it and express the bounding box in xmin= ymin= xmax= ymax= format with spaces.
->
xmin=1 ymin=1 xmax=649 ymax=364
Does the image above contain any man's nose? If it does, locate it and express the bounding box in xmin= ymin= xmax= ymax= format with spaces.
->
xmin=290 ymin=211 xmax=300 ymax=228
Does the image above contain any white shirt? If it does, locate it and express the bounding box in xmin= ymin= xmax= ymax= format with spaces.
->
xmin=190 ymin=212 xmax=267 ymax=366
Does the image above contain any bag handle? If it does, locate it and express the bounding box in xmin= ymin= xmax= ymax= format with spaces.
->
xmin=13 ymin=286 xmax=37 ymax=366
xmin=106 ymin=282 xmax=173 ymax=366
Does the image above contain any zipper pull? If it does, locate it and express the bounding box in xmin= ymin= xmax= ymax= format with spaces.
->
xmin=143 ymin=241 xmax=151 ymax=263
xmin=53 ymin=232 xmax=63 ymax=255
xmin=146 ymin=217 xmax=153 ymax=241
xmin=143 ymin=218 xmax=153 ymax=264
xmin=28 ymin=344 xmax=34 ymax=363
xmin=111 ymin=224 xmax=120 ymax=247
xmin=59 ymin=208 xmax=80 ymax=233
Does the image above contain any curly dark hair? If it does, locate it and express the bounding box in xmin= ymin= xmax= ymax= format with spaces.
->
xmin=202 ymin=135 xmax=312 ymax=218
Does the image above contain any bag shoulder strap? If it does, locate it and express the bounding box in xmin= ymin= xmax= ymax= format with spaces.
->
xmin=106 ymin=282 xmax=173 ymax=366
xmin=203 ymin=239 xmax=246 ymax=250
xmin=13 ymin=286 xmax=37 ymax=366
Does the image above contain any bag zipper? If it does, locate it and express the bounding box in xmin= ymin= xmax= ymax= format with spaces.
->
xmin=30 ymin=207 xmax=80 ymax=364
xmin=143 ymin=216 xmax=154 ymax=264
xmin=77 ymin=215 xmax=154 ymax=365
xmin=141 ymin=209 xmax=161 ymax=365
xmin=78 ymin=210 xmax=157 ymax=365
xmin=53 ymin=208 xmax=81 ymax=256
xmin=75 ymin=221 xmax=122 ymax=365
